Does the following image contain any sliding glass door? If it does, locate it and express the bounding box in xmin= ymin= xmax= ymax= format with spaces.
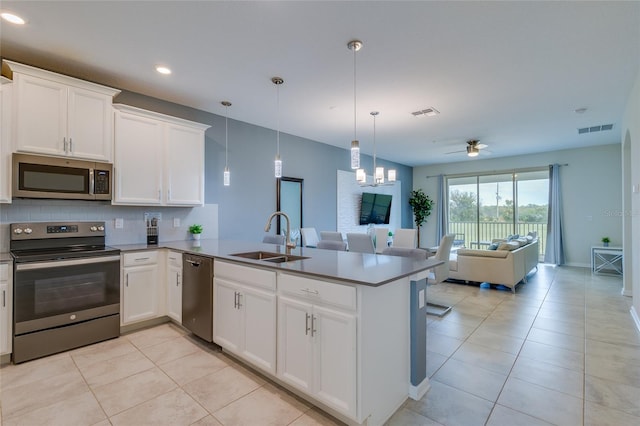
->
xmin=447 ymin=170 xmax=548 ymax=258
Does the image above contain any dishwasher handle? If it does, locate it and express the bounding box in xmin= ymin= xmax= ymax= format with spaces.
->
xmin=185 ymin=259 xmax=201 ymax=267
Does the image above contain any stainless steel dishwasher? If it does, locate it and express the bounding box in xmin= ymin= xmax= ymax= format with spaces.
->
xmin=182 ymin=254 xmax=213 ymax=342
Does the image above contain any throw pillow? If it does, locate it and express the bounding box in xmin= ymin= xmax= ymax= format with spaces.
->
xmin=487 ymin=243 xmax=499 ymax=250
xmin=498 ymin=241 xmax=519 ymax=251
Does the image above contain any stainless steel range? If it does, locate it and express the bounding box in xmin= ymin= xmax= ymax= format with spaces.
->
xmin=10 ymin=221 xmax=121 ymax=363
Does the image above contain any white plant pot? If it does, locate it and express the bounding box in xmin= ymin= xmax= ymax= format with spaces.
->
xmin=192 ymin=233 xmax=201 ymax=241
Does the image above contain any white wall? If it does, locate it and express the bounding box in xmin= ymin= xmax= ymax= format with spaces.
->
xmin=621 ymin=69 xmax=640 ymax=331
xmin=412 ymin=144 xmax=622 ymax=267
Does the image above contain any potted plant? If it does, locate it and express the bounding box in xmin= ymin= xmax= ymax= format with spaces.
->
xmin=189 ymin=224 xmax=203 ymax=240
xmin=601 ymin=236 xmax=610 ymax=247
xmin=408 ymin=189 xmax=434 ymax=248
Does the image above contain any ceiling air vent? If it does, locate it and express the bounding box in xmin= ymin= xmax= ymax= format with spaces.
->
xmin=577 ymin=124 xmax=614 ymax=134
xmin=411 ymin=107 xmax=440 ymax=117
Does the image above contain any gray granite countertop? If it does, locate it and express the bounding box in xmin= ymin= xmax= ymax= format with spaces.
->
xmin=0 ymin=252 xmax=12 ymax=263
xmin=113 ymin=239 xmax=442 ymax=287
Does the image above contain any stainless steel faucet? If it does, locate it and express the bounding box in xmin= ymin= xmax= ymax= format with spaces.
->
xmin=264 ymin=211 xmax=296 ymax=254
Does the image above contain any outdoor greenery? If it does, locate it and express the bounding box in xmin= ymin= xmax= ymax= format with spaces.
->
xmin=449 ymin=190 xmax=547 ymax=223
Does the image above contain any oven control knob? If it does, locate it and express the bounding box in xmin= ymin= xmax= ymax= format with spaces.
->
xmin=90 ymin=226 xmax=98 ymax=232
xmin=13 ymin=228 xmax=23 ymax=234
xmin=97 ymin=225 xmax=105 ymax=231
xmin=24 ymin=228 xmax=33 ymax=234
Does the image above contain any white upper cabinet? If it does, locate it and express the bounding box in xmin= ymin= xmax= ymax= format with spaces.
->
xmin=4 ymin=60 xmax=120 ymax=162
xmin=0 ymin=77 xmax=12 ymax=204
xmin=113 ymin=104 xmax=209 ymax=207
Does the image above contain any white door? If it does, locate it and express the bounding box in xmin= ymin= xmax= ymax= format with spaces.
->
xmin=213 ymin=278 xmax=242 ymax=353
xmin=277 ymin=296 xmax=313 ymax=393
xmin=167 ymin=264 xmax=182 ymax=323
xmin=67 ymin=87 xmax=113 ymax=161
xmin=113 ymin=111 xmax=164 ymax=205
xmin=14 ymin=73 xmax=67 ymax=156
xmin=240 ymin=286 xmax=276 ymax=374
xmin=122 ymin=265 xmax=159 ymax=324
xmin=313 ymin=305 xmax=357 ymax=417
xmin=165 ymin=123 xmax=204 ymax=206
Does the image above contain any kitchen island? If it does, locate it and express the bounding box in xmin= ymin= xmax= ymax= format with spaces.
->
xmin=117 ymin=239 xmax=442 ymax=426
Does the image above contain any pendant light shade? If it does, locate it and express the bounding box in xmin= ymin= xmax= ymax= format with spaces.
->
xmin=272 ymin=77 xmax=284 ymax=178
xmin=356 ymin=168 xmax=366 ymax=183
xmin=387 ymin=169 xmax=397 ymax=182
xmin=348 ymin=40 xmax=362 ymax=170
xmin=221 ymin=101 xmax=232 ymax=186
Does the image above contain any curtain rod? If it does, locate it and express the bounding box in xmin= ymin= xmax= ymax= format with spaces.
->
xmin=425 ymin=163 xmax=569 ymax=179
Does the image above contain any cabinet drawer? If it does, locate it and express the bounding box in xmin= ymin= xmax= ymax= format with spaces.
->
xmin=167 ymin=251 xmax=182 ymax=267
xmin=279 ymin=273 xmax=356 ymax=311
xmin=214 ymin=260 xmax=276 ymax=291
xmin=123 ymin=251 xmax=159 ymax=266
xmin=0 ymin=263 xmax=8 ymax=281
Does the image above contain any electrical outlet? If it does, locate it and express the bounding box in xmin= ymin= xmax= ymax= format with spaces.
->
xmin=115 ymin=218 xmax=124 ymax=229
xmin=173 ymin=218 xmax=180 ymax=228
xmin=418 ymin=289 xmax=425 ymax=309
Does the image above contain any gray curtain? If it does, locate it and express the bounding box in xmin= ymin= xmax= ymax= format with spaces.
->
xmin=544 ymin=164 xmax=565 ymax=265
xmin=435 ymin=174 xmax=447 ymax=243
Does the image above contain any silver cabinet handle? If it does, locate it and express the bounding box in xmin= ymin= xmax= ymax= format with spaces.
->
xmin=176 ymin=275 xmax=180 ymax=286
xmin=234 ymin=291 xmax=238 ymax=309
xmin=237 ymin=293 xmax=242 ymax=309
xmin=301 ymin=288 xmax=319 ymax=295
xmin=125 ymin=273 xmax=128 ymax=287
xmin=69 ymin=138 xmax=73 ymax=153
xmin=2 ymin=290 xmax=5 ymax=308
xmin=158 ymin=189 xmax=161 ymax=201
xmin=63 ymin=137 xmax=67 ymax=153
xmin=305 ymin=313 xmax=310 ymax=335
xmin=134 ymin=257 xmax=150 ymax=262
xmin=311 ymin=315 xmax=317 ymax=337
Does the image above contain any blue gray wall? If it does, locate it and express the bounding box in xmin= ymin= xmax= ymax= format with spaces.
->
xmin=115 ymin=91 xmax=413 ymax=242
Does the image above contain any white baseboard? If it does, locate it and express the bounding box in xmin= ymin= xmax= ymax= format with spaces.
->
xmin=409 ymin=377 xmax=430 ymax=400
xmin=631 ymin=306 xmax=640 ymax=334
xmin=563 ymin=262 xmax=590 ymax=268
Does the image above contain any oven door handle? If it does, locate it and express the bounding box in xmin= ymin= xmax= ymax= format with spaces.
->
xmin=15 ymin=255 xmax=121 ymax=271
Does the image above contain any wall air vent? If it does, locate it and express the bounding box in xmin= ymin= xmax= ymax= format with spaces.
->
xmin=411 ymin=107 xmax=440 ymax=117
xmin=577 ymin=124 xmax=614 ymax=134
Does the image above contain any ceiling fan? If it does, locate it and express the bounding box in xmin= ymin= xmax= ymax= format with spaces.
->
xmin=445 ymin=140 xmax=490 ymax=157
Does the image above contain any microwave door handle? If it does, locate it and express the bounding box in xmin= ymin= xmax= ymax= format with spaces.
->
xmin=89 ymin=169 xmax=94 ymax=195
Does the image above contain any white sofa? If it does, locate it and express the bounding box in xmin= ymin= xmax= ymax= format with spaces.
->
xmin=448 ymin=239 xmax=539 ymax=293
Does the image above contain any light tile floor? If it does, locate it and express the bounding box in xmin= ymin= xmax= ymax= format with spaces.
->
xmin=0 ymin=265 xmax=638 ymax=426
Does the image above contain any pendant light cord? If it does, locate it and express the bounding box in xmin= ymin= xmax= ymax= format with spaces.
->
xmin=353 ymin=45 xmax=357 ymax=142
xmin=276 ymin=82 xmax=280 ymax=156
xmin=372 ymin=113 xmax=376 ymax=169
xmin=225 ymin=105 xmax=229 ymax=167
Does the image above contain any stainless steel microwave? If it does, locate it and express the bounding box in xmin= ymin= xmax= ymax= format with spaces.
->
xmin=12 ymin=153 xmax=112 ymax=201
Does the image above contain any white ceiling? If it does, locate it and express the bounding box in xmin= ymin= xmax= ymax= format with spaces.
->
xmin=1 ymin=1 xmax=639 ymax=167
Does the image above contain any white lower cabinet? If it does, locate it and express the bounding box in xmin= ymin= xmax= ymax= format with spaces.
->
xmin=166 ymin=251 xmax=182 ymax=323
xmin=0 ymin=262 xmax=13 ymax=355
xmin=121 ymin=251 xmax=160 ymax=325
xmin=213 ymin=260 xmax=276 ymax=375
xmin=277 ymin=274 xmax=357 ymax=419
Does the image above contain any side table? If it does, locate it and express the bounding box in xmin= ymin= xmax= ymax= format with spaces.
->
xmin=591 ymin=246 xmax=623 ymax=275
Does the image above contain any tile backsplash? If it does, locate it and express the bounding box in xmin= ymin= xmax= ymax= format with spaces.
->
xmin=0 ymin=200 xmax=218 ymax=251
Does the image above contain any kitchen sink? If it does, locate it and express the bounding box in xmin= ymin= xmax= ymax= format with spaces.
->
xmin=230 ymin=251 xmax=309 ymax=263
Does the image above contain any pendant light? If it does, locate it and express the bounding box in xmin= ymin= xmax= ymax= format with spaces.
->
xmin=348 ymin=40 xmax=362 ymax=170
xmin=221 ymin=101 xmax=231 ymax=186
xmin=272 ymin=77 xmax=284 ymax=178
xmin=358 ymin=112 xmax=396 ymax=186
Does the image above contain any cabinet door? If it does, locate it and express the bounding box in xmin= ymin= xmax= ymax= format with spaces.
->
xmin=167 ymin=265 xmax=182 ymax=323
xmin=0 ymin=275 xmax=12 ymax=355
xmin=113 ymin=111 xmax=164 ymax=205
xmin=14 ymin=73 xmax=67 ymax=156
xmin=122 ymin=264 xmax=159 ymax=324
xmin=277 ymin=296 xmax=313 ymax=394
xmin=67 ymin=87 xmax=113 ymax=161
xmin=213 ymin=278 xmax=242 ymax=353
xmin=313 ymin=305 xmax=357 ymax=417
xmin=165 ymin=123 xmax=204 ymax=206
xmin=0 ymin=82 xmax=12 ymax=204
xmin=241 ymin=286 xmax=276 ymax=374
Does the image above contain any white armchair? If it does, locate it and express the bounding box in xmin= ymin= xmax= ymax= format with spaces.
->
xmin=320 ymin=231 xmax=343 ymax=242
xmin=316 ymin=240 xmax=348 ymax=251
xmin=426 ymin=233 xmax=455 ymax=317
xmin=374 ymin=228 xmax=390 ymax=253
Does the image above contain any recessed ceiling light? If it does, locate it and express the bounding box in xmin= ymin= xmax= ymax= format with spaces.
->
xmin=574 ymin=107 xmax=588 ymax=114
xmin=1 ymin=12 xmax=26 ymax=25
xmin=155 ymin=66 xmax=172 ymax=75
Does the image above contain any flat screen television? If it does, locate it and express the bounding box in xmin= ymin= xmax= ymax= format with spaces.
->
xmin=359 ymin=192 xmax=392 ymax=225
